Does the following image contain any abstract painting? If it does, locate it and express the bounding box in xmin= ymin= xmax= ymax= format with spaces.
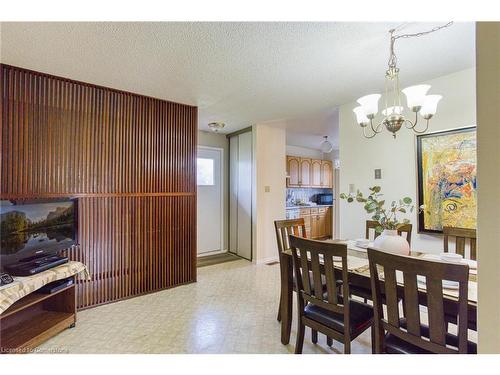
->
xmin=416 ymin=127 xmax=477 ymax=233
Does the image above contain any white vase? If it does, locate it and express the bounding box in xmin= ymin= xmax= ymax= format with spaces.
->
xmin=373 ymin=229 xmax=410 ymax=255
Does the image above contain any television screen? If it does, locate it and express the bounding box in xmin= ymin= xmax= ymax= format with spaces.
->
xmin=0 ymin=199 xmax=77 ymax=267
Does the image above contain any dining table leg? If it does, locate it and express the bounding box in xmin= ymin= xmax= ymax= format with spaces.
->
xmin=280 ymin=254 xmax=293 ymax=345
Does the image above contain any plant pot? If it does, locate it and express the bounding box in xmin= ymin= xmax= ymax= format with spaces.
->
xmin=373 ymin=229 xmax=410 ymax=255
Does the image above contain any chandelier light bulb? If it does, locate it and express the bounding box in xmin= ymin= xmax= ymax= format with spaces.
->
xmin=420 ymin=95 xmax=443 ymax=119
xmin=356 ymin=94 xmax=381 ymax=117
xmin=402 ymin=84 xmax=431 ymax=111
xmin=382 ymin=106 xmax=404 ymax=116
xmin=353 ymin=106 xmax=369 ymax=125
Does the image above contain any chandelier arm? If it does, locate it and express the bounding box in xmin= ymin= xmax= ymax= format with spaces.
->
xmin=406 ymin=112 xmax=429 ymax=133
xmin=362 ymin=125 xmax=378 ymax=139
xmin=370 ymin=118 xmax=383 ymax=134
xmin=410 ymin=119 xmax=430 ymax=134
xmin=405 ymin=111 xmax=419 ymax=129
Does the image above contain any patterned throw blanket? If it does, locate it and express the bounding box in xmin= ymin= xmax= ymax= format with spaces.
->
xmin=0 ymin=261 xmax=89 ymax=314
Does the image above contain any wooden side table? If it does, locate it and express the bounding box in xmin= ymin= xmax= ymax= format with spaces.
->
xmin=0 ymin=276 xmax=76 ymax=354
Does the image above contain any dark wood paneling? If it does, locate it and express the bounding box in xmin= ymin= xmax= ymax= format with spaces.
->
xmin=0 ymin=64 xmax=197 ymax=309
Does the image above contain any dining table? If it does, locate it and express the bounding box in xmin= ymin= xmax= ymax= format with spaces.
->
xmin=279 ymin=239 xmax=478 ymax=345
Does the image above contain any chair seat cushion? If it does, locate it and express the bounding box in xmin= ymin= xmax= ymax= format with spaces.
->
xmin=384 ymin=319 xmax=477 ymax=354
xmin=304 ymin=298 xmax=373 ymax=338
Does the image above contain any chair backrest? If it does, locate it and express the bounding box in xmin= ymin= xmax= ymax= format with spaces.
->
xmin=365 ymin=220 xmax=412 ymax=246
xmin=274 ymin=218 xmax=307 ymax=255
xmin=365 ymin=220 xmax=379 ymax=240
xmin=367 ymin=247 xmax=469 ymax=354
xmin=443 ymin=226 xmax=477 ymax=260
xmin=289 ymin=235 xmax=350 ymax=336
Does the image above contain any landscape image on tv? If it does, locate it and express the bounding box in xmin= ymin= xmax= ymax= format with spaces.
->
xmin=0 ymin=200 xmax=76 ymax=258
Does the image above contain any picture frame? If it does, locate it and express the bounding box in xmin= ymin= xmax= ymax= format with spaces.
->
xmin=416 ymin=126 xmax=477 ymax=234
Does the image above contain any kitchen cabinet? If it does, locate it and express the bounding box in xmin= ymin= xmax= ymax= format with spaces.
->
xmin=311 ymin=159 xmax=322 ymax=187
xmin=298 ymin=208 xmax=311 ymax=236
xmin=295 ymin=206 xmax=332 ymax=240
xmin=299 ymin=158 xmax=311 ymax=187
xmin=321 ymin=160 xmax=333 ymax=188
xmin=286 ymin=156 xmax=300 ymax=187
xmin=286 ymin=155 xmax=334 ymax=189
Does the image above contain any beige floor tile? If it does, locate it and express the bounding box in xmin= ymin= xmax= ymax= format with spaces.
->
xmin=37 ymin=259 xmax=378 ymax=354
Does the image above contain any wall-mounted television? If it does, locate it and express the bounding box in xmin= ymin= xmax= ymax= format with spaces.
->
xmin=0 ymin=198 xmax=78 ymax=268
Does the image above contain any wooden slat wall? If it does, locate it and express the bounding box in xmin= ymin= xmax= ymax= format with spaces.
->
xmin=0 ymin=64 xmax=197 ymax=309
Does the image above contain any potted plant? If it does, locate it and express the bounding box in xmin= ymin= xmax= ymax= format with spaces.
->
xmin=340 ymin=186 xmax=422 ymax=254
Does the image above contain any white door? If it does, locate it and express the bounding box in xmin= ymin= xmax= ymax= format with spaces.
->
xmin=197 ymin=147 xmax=223 ymax=255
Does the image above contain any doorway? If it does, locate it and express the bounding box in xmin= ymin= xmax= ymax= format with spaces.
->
xmin=197 ymin=146 xmax=224 ymax=256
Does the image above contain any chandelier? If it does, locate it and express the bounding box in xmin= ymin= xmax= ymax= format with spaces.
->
xmin=353 ymin=23 xmax=452 ymax=139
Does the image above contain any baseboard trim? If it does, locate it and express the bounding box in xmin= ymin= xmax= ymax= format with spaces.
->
xmin=197 ymin=249 xmax=228 ymax=258
xmin=255 ymin=256 xmax=279 ymax=265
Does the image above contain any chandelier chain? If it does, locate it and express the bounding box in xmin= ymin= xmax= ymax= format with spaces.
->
xmin=388 ymin=22 xmax=453 ymax=69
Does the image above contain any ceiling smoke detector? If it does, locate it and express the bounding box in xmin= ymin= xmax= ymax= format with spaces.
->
xmin=208 ymin=122 xmax=226 ymax=133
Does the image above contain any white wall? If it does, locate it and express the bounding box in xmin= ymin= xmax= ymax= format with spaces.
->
xmin=198 ymin=130 xmax=229 ymax=250
xmin=286 ymin=145 xmax=323 ymax=159
xmin=253 ymin=122 xmax=287 ymax=264
xmin=476 ymin=22 xmax=500 ymax=354
xmin=339 ymin=68 xmax=476 ymax=253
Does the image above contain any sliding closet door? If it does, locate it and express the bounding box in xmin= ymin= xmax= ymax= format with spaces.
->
xmin=229 ymin=130 xmax=252 ymax=260
xmin=229 ymin=136 xmax=239 ymax=254
xmin=236 ymin=132 xmax=252 ymax=260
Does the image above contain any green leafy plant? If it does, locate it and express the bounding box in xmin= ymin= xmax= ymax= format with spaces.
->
xmin=340 ymin=186 xmax=422 ymax=234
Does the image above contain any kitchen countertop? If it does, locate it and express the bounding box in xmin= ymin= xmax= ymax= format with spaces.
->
xmin=285 ymin=204 xmax=333 ymax=210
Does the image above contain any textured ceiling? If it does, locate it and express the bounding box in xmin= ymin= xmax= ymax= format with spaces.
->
xmin=0 ymin=22 xmax=475 ymax=144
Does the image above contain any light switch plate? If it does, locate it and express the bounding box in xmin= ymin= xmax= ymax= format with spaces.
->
xmin=264 ymin=186 xmax=271 ymax=193
xmin=375 ymin=169 xmax=382 ymax=179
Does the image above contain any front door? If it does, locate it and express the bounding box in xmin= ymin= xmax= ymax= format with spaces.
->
xmin=197 ymin=147 xmax=223 ymax=255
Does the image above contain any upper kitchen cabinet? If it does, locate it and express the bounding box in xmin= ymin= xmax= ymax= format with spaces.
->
xmin=299 ymin=158 xmax=311 ymax=186
xmin=286 ymin=156 xmax=312 ymax=187
xmin=321 ymin=160 xmax=333 ymax=188
xmin=286 ymin=156 xmax=301 ymax=187
xmin=286 ymin=156 xmax=334 ymax=188
xmin=311 ymin=159 xmax=322 ymax=188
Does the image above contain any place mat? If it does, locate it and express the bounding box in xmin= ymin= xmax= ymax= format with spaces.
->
xmin=372 ymin=269 xmax=476 ymax=303
xmin=0 ymin=261 xmax=89 ymax=315
xmin=334 ymin=256 xmax=369 ymax=272
xmin=352 ymin=257 xmax=477 ymax=302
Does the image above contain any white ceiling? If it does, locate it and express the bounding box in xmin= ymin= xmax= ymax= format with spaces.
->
xmin=285 ymin=108 xmax=339 ymax=150
xmin=0 ymin=22 xmax=475 ymax=147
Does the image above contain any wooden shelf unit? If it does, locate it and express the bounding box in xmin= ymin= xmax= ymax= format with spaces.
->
xmin=0 ymin=277 xmax=76 ymax=354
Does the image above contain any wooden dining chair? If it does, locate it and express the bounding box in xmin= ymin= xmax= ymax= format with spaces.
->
xmin=274 ymin=219 xmax=323 ymax=345
xmin=353 ymin=221 xmax=413 ymax=303
xmin=274 ymin=218 xmax=308 ymax=322
xmin=365 ymin=220 xmax=413 ymax=246
xmin=443 ymin=226 xmax=477 ymax=260
xmin=367 ymin=247 xmax=476 ymax=354
xmin=289 ymin=235 xmax=374 ymax=354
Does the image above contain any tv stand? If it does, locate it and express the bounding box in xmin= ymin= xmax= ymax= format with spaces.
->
xmin=5 ymin=255 xmax=69 ymax=276
xmin=0 ymin=276 xmax=76 ymax=353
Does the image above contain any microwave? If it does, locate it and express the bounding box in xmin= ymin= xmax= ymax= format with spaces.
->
xmin=317 ymin=193 xmax=333 ymax=205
